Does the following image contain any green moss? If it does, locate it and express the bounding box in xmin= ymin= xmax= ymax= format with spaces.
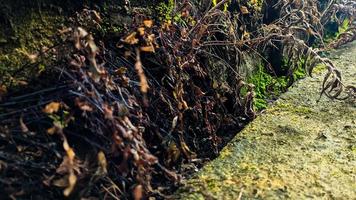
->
xmin=155 ymin=0 xmax=196 ymax=27
xmin=18 ymin=14 xmax=60 ymax=50
xmin=337 ymin=18 xmax=350 ymax=37
xmin=156 ymin=0 xmax=174 ymax=22
xmin=268 ymin=102 xmax=313 ymax=115
xmin=247 ymin=64 xmax=288 ymax=110
xmin=294 ymin=63 xmax=306 ymax=79
xmin=0 ymin=10 xmax=64 ymax=86
xmin=311 ymin=63 xmax=327 ymax=74
xmin=246 ymin=58 xmax=306 ymax=111
xmin=324 ymin=17 xmax=350 ymax=43
xmin=212 ymin=0 xmax=230 ymax=11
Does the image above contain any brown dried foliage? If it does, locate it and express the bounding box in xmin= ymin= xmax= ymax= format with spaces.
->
xmin=0 ymin=0 xmax=355 ymax=199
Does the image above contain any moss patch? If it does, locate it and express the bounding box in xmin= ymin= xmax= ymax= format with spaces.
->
xmin=324 ymin=17 xmax=350 ymax=44
xmin=245 ymin=57 xmax=307 ymax=111
xmin=155 ymin=0 xmax=175 ymax=22
xmin=0 ymin=7 xmax=65 ymax=87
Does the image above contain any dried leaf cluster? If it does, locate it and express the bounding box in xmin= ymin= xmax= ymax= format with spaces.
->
xmin=0 ymin=0 xmax=355 ymax=199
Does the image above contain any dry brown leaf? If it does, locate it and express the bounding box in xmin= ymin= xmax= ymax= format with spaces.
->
xmin=133 ymin=184 xmax=143 ymax=200
xmin=160 ymin=165 xmax=180 ymax=181
xmin=182 ymin=100 xmax=188 ymax=110
xmin=61 ymin=138 xmax=77 ymax=197
xmin=124 ymin=32 xmax=139 ymax=45
xmin=47 ymin=126 xmax=57 ymax=135
xmin=293 ymin=0 xmax=302 ymax=8
xmin=80 ymin=104 xmax=93 ymax=112
xmin=42 ymin=175 xmax=55 ymax=187
xmin=212 ymin=79 xmax=219 ymax=89
xmin=171 ymin=116 xmax=179 ymax=131
xmin=181 ymin=28 xmax=188 ymax=38
xmin=240 ymin=6 xmax=249 ymax=14
xmin=143 ymin=152 xmax=158 ymax=164
xmin=135 ymin=49 xmax=149 ymax=93
xmin=180 ymin=138 xmax=197 ymax=160
xmin=143 ymin=19 xmax=153 ymax=28
xmin=27 ymin=53 xmax=38 ymax=63
xmin=77 ymin=27 xmax=88 ymax=38
xmin=307 ymin=27 xmax=316 ymax=35
xmin=69 ymin=55 xmax=85 ymax=68
xmin=63 ymin=139 xmax=70 ymax=151
xmin=58 ymin=27 xmax=72 ymax=35
xmin=147 ymin=34 xmax=155 ymax=44
xmin=97 ymin=151 xmax=107 ymax=174
xmin=124 ymin=51 xmax=131 ymax=58
xmin=43 ymin=102 xmax=61 ymax=114
xmin=0 ymin=85 xmax=7 ymax=98
xmin=192 ymin=85 xmax=205 ymax=97
xmin=63 ymin=173 xmax=77 ymax=197
xmin=92 ymin=10 xmax=102 ymax=23
xmin=140 ymin=45 xmax=155 ymax=53
xmin=86 ymin=35 xmax=105 ymax=82
xmin=166 ymin=141 xmax=180 ymax=165
xmin=73 ymin=27 xmax=88 ymax=49
xmin=75 ymin=98 xmax=93 ymax=112
xmin=137 ymin=27 xmax=145 ymax=36
xmin=181 ymin=9 xmax=189 ymax=18
xmin=115 ymin=67 xmax=127 ymax=76
xmin=103 ymin=104 xmax=114 ymax=119
xmin=66 ymin=147 xmax=75 ymax=160
xmin=243 ymin=31 xmax=250 ymax=40
xmin=53 ymin=176 xmax=68 ymax=187
xmin=19 ymin=117 xmax=29 ymax=133
xmin=87 ymin=35 xmax=99 ymax=54
xmin=17 ymin=80 xmax=28 ymax=86
xmin=162 ymin=20 xmax=172 ymax=30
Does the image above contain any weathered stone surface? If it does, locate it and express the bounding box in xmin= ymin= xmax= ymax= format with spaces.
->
xmin=176 ymin=41 xmax=356 ymax=199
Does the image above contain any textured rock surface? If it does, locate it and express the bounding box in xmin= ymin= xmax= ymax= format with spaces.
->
xmin=176 ymin=41 xmax=356 ymax=199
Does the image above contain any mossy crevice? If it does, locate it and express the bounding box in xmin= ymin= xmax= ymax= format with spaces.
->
xmin=324 ymin=17 xmax=351 ymax=43
xmin=246 ymin=60 xmax=306 ymax=110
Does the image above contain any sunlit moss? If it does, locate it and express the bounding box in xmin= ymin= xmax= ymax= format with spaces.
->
xmin=247 ymin=64 xmax=288 ymax=110
xmin=268 ymin=102 xmax=313 ymax=115
xmin=246 ymin=58 xmax=307 ymax=111
xmin=337 ymin=18 xmax=350 ymax=37
xmin=311 ymin=63 xmax=327 ymax=75
xmin=156 ymin=0 xmax=175 ymax=22
xmin=212 ymin=0 xmax=230 ymax=11
xmin=0 ymin=11 xmax=64 ymax=86
xmin=324 ymin=17 xmax=350 ymax=43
